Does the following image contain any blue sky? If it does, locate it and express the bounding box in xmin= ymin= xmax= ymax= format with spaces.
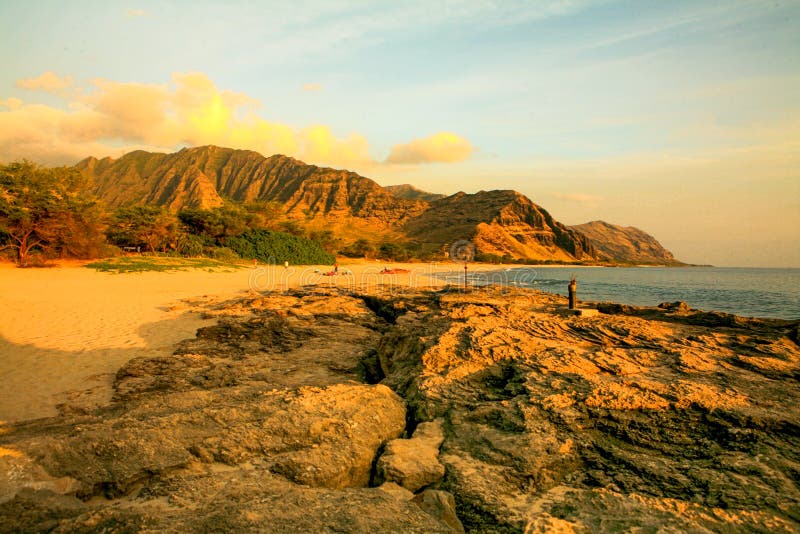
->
xmin=1 ymin=0 xmax=798 ymax=266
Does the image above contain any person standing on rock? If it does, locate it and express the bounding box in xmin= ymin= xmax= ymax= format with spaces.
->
xmin=334 ymin=260 xmax=339 ymax=274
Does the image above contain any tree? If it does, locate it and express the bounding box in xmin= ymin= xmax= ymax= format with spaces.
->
xmin=106 ymin=206 xmax=178 ymax=252
xmin=178 ymin=202 xmax=283 ymax=241
xmin=307 ymin=229 xmax=342 ymax=254
xmin=340 ymin=238 xmax=377 ymax=259
xmin=378 ymin=242 xmax=410 ymax=262
xmin=175 ymin=233 xmax=206 ymax=257
xmin=177 ymin=207 xmax=228 ymax=239
xmin=0 ymin=160 xmax=104 ymax=266
xmin=51 ymin=200 xmax=110 ymax=259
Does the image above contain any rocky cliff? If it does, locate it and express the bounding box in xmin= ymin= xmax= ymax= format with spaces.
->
xmin=404 ymin=190 xmax=596 ymax=261
xmin=385 ymin=184 xmax=446 ymax=203
xmin=2 ymin=286 xmax=798 ymax=532
xmin=77 ymin=146 xmax=679 ymax=264
xmin=571 ymin=220 xmax=681 ymax=265
xmin=77 ymin=146 xmax=427 ymax=228
xmin=76 ymin=147 xmax=597 ymax=262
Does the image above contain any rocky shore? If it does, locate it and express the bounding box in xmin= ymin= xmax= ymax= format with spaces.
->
xmin=1 ymin=285 xmax=798 ymax=532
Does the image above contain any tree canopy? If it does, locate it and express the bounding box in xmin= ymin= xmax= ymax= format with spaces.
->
xmin=0 ymin=161 xmax=105 ymax=265
xmin=105 ymin=205 xmax=180 ymax=253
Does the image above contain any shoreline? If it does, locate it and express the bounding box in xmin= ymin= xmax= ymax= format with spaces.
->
xmin=1 ymin=261 xmax=796 ymax=422
xmin=0 ymin=260 xmax=502 ymax=422
xmin=1 ymin=276 xmax=797 ymax=531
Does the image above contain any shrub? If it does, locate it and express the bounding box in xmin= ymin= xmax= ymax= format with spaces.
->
xmin=378 ymin=242 xmax=410 ymax=262
xmin=210 ymin=246 xmax=241 ymax=263
xmin=225 ymin=230 xmax=334 ymax=265
xmin=340 ymin=238 xmax=377 ymax=258
xmin=176 ymin=233 xmax=206 ymax=257
xmin=475 ymin=253 xmax=503 ymax=264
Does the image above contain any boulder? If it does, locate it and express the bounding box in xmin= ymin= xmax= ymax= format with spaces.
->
xmin=3 ymin=384 xmax=406 ymax=499
xmin=376 ymin=419 xmax=445 ymax=492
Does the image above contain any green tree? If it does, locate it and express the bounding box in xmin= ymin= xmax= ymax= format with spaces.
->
xmin=378 ymin=242 xmax=410 ymax=261
xmin=177 ymin=207 xmax=229 ymax=239
xmin=175 ymin=233 xmax=206 ymax=257
xmin=0 ymin=161 xmax=105 ymax=266
xmin=51 ymin=200 xmax=110 ymax=259
xmin=340 ymin=238 xmax=377 ymax=259
xmin=107 ymin=206 xmax=178 ymax=252
xmin=307 ymin=229 xmax=342 ymax=254
xmin=178 ymin=202 xmax=283 ymax=241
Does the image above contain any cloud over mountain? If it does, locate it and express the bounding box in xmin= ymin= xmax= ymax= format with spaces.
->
xmin=385 ymin=132 xmax=474 ymax=164
xmin=0 ymin=72 xmax=472 ymax=170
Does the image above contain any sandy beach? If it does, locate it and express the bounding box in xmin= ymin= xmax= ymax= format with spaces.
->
xmin=1 ymin=261 xmax=798 ymax=531
xmin=0 ymin=260 xmax=473 ymax=422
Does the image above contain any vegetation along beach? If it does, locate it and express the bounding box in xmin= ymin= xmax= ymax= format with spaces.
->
xmin=1 ymin=1 xmax=798 ymax=532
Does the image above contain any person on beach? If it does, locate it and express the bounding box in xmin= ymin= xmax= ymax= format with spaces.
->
xmin=284 ymin=260 xmax=289 ymax=269
xmin=334 ymin=261 xmax=339 ymax=274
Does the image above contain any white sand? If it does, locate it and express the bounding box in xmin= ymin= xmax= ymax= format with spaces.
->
xmin=0 ymin=260 xmax=480 ymax=422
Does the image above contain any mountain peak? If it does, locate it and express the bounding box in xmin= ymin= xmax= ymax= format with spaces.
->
xmin=78 ymin=145 xmax=425 ymax=222
xmin=385 ymin=184 xmax=445 ymax=202
xmin=404 ymin=189 xmax=595 ymax=261
xmin=74 ymin=145 xmax=675 ymax=264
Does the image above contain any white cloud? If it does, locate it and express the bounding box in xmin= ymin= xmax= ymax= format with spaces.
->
xmin=0 ymin=71 xmax=471 ymax=170
xmin=386 ymin=132 xmax=474 ymax=164
xmin=15 ymin=72 xmax=74 ymax=95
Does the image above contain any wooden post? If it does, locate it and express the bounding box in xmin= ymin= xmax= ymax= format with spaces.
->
xmin=568 ymin=277 xmax=577 ymax=309
xmin=464 ymin=262 xmax=468 ymax=293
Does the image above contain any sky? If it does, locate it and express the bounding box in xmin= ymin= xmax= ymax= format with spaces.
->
xmin=0 ymin=0 xmax=798 ymax=267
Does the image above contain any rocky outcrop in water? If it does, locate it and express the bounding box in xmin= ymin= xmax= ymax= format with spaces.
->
xmin=3 ymin=285 xmax=796 ymax=532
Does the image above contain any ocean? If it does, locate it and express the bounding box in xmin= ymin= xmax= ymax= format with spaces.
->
xmin=440 ymin=266 xmax=800 ymax=320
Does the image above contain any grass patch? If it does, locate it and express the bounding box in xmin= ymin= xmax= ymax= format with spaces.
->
xmin=85 ymin=256 xmax=245 ymax=274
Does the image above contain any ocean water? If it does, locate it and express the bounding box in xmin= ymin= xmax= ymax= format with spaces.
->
xmin=439 ymin=267 xmax=800 ymax=320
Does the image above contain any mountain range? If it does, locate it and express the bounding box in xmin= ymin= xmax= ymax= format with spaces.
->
xmin=76 ymin=145 xmax=681 ymax=264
